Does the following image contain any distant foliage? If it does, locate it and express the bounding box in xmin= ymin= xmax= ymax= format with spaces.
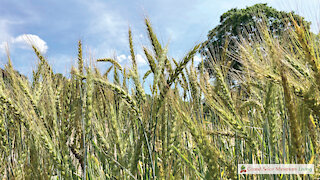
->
xmin=201 ymin=3 xmax=311 ymax=74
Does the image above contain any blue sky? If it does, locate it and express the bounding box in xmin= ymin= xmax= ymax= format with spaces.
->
xmin=0 ymin=0 xmax=319 ymax=79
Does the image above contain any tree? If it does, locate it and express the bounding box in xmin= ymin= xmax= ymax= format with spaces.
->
xmin=200 ymin=3 xmax=311 ymax=75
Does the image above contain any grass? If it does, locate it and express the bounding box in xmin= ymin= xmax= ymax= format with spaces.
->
xmin=0 ymin=15 xmax=319 ymax=179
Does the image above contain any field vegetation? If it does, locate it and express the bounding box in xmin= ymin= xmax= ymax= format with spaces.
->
xmin=0 ymin=9 xmax=319 ymax=179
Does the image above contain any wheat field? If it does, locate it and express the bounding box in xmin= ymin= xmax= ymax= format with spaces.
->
xmin=0 ymin=17 xmax=319 ymax=179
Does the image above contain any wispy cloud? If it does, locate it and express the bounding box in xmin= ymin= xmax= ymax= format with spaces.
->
xmin=0 ymin=18 xmax=17 ymax=55
xmin=136 ymin=54 xmax=147 ymax=65
xmin=50 ymin=54 xmax=74 ymax=75
xmin=82 ymin=0 xmax=129 ymax=50
xmin=117 ymin=53 xmax=147 ymax=66
xmin=117 ymin=54 xmax=127 ymax=63
xmin=0 ymin=19 xmax=12 ymax=42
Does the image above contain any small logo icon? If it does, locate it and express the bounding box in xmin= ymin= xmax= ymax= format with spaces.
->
xmin=240 ymin=165 xmax=247 ymax=173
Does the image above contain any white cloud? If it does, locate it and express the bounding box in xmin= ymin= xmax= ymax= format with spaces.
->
xmin=117 ymin=53 xmax=147 ymax=66
xmin=194 ymin=55 xmax=202 ymax=63
xmin=185 ymin=54 xmax=202 ymax=69
xmin=0 ymin=34 xmax=48 ymax=54
xmin=136 ymin=54 xmax=147 ymax=65
xmin=117 ymin=54 xmax=127 ymax=63
xmin=12 ymin=34 xmax=48 ymax=54
xmin=128 ymin=54 xmax=147 ymax=66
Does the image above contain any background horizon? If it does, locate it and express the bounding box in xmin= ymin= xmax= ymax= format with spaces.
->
xmin=0 ymin=0 xmax=319 ymax=80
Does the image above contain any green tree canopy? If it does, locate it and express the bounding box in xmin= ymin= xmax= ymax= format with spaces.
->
xmin=200 ymin=3 xmax=311 ymax=75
